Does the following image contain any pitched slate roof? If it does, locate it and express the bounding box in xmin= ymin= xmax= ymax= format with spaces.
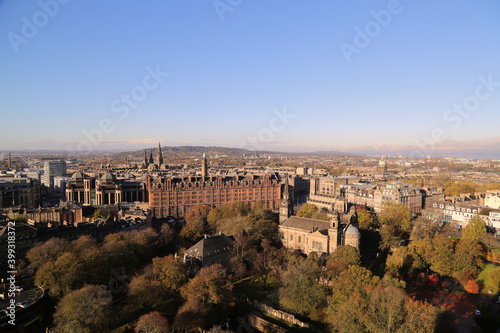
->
xmin=280 ymin=216 xmax=330 ymax=232
xmin=184 ymin=234 xmax=235 ymax=259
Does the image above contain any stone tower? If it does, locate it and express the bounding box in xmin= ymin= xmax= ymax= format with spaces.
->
xmin=143 ymin=149 xmax=148 ymax=167
xmin=279 ymin=176 xmax=293 ymax=223
xmin=201 ymin=152 xmax=208 ymax=178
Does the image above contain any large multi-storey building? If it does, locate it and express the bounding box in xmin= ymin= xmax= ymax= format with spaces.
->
xmin=147 ymin=156 xmax=282 ymax=218
xmin=42 ymin=159 xmax=66 ymax=188
xmin=0 ymin=175 xmax=40 ymax=209
xmin=373 ymin=182 xmax=423 ymax=213
xmin=66 ymin=171 xmax=146 ymax=205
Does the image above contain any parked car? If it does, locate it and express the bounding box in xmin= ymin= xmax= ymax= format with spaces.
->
xmin=15 ymin=302 xmax=29 ymax=308
xmin=475 ymin=309 xmax=481 ymax=316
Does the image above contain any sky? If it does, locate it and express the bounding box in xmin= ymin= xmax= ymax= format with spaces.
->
xmin=0 ymin=0 xmax=499 ymax=157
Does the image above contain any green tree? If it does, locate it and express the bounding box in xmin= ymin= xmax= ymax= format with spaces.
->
xmin=379 ymin=202 xmax=412 ymax=233
xmin=279 ymin=258 xmax=327 ymax=315
xmin=296 ymin=203 xmax=318 ymax=218
xmin=453 ymin=238 xmax=484 ymax=280
xmin=429 ymin=234 xmax=454 ymax=277
xmin=54 ymin=285 xmax=112 ymax=333
xmin=135 ymin=311 xmax=169 ymax=333
xmin=462 ymin=215 xmax=486 ymax=242
xmin=324 ymin=245 xmax=362 ymax=282
xmin=358 ymin=209 xmax=374 ymax=229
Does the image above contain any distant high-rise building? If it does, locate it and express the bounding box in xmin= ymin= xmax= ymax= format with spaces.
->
xmin=8 ymin=152 xmax=11 ymax=169
xmin=42 ymin=159 xmax=66 ymax=188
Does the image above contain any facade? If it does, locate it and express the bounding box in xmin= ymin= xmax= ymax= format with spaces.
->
xmin=307 ymin=176 xmax=358 ymax=211
xmin=147 ymin=155 xmax=281 ymax=218
xmin=429 ymin=200 xmax=480 ymax=226
xmin=479 ymin=207 xmax=500 ymax=232
xmin=66 ymin=171 xmax=146 ymax=206
xmin=0 ymin=176 xmax=40 ymax=209
xmin=485 ymin=193 xmax=500 ymax=209
xmin=42 ymin=159 xmax=66 ymax=188
xmin=147 ymin=173 xmax=281 ymax=218
xmin=373 ymin=183 xmax=423 ymax=213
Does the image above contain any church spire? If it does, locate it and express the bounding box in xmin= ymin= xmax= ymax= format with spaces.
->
xmin=157 ymin=142 xmax=163 ymax=166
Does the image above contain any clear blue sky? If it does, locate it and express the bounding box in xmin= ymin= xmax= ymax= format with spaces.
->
xmin=1 ymin=1 xmax=499 ymax=156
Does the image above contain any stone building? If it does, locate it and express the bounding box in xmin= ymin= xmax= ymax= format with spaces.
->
xmin=279 ymin=183 xmax=360 ymax=256
xmin=0 ymin=175 xmax=40 ymax=209
xmin=183 ymin=232 xmax=235 ymax=271
xmin=66 ymin=171 xmax=146 ymax=206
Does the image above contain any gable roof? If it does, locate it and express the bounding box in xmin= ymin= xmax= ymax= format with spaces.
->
xmin=280 ymin=216 xmax=330 ymax=232
xmin=184 ymin=234 xmax=235 ymax=259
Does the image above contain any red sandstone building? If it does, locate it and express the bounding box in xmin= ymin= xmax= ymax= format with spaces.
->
xmin=146 ymin=155 xmax=281 ymax=217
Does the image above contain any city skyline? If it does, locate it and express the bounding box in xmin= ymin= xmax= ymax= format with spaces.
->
xmin=1 ymin=1 xmax=500 ymax=157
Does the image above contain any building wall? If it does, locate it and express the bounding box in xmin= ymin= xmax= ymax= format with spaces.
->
xmin=147 ymin=174 xmax=281 ymax=218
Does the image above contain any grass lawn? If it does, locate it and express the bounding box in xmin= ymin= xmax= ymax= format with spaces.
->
xmin=477 ymin=263 xmax=500 ymax=294
xmin=233 ymin=274 xmax=280 ymax=302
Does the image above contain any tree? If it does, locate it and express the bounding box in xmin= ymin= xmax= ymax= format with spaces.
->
xmin=128 ymin=276 xmax=167 ymax=313
xmin=364 ymin=286 xmax=406 ymax=333
xmin=428 ymin=234 xmax=454 ymax=277
xmin=152 ymin=255 xmax=188 ymax=292
xmin=26 ymin=237 xmax=70 ymax=271
xmin=400 ymin=298 xmax=440 ymax=333
xmin=92 ymin=209 xmax=108 ymax=220
xmin=487 ymin=267 xmax=500 ymax=291
xmin=462 ymin=215 xmax=486 ymax=242
xmin=330 ymin=265 xmax=379 ymax=308
xmin=135 ymin=311 xmax=169 ymax=333
xmin=379 ymin=202 xmax=413 ymax=233
xmin=181 ymin=264 xmax=233 ymax=306
xmin=464 ymin=280 xmax=480 ymax=294
xmin=296 ymin=203 xmax=318 ymax=218
xmin=54 ymin=285 xmax=112 ymax=333
xmin=185 ymin=205 xmax=212 ymax=234
xmin=35 ymin=252 xmax=84 ymax=298
xmin=324 ymin=245 xmax=362 ymax=282
xmin=453 ymin=238 xmax=484 ymax=280
xmin=279 ymin=259 xmax=327 ymax=315
xmin=358 ymin=209 xmax=374 ymax=229
xmin=253 ymin=240 xmax=278 ymax=288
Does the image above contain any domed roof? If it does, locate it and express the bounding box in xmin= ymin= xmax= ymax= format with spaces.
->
xmin=379 ymin=160 xmax=386 ymax=166
xmin=345 ymin=224 xmax=360 ymax=236
xmin=101 ymin=172 xmax=116 ymax=181
xmin=71 ymin=171 xmax=84 ymax=180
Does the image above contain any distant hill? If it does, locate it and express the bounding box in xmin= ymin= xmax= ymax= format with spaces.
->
xmin=112 ymin=145 xmax=278 ymax=160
